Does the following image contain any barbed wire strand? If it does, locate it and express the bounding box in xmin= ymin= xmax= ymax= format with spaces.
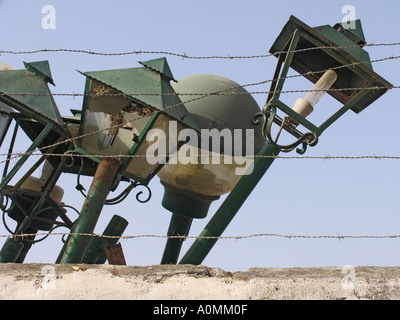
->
xmin=1 ymin=54 xmax=399 ymax=99
xmin=1 ymin=231 xmax=400 ymax=241
xmin=1 ymin=42 xmax=400 ymax=59
xmin=2 ymin=85 xmax=399 ymax=98
xmin=1 ymin=152 xmax=400 ymax=166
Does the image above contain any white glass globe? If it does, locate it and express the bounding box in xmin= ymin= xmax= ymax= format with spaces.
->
xmin=157 ymin=74 xmax=265 ymax=197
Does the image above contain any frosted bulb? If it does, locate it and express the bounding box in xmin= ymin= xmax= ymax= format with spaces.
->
xmin=292 ymin=69 xmax=337 ymax=119
xmin=304 ymin=69 xmax=337 ymax=107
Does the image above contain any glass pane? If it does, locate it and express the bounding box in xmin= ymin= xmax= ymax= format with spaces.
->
xmin=157 ymin=150 xmax=253 ymax=197
xmin=80 ymin=80 xmax=153 ymax=159
xmin=124 ymin=113 xmax=185 ymax=181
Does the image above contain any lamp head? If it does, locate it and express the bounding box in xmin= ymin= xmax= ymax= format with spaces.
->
xmin=270 ymin=16 xmax=392 ymax=114
xmin=76 ymin=58 xmax=199 ymax=184
xmin=262 ymin=16 xmax=393 ymax=154
xmin=158 ymin=74 xmax=265 ymax=218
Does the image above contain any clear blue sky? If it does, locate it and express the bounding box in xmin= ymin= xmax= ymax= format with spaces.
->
xmin=0 ymin=0 xmax=399 ymax=271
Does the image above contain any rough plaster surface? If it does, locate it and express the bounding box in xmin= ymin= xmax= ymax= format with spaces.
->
xmin=1 ymin=263 xmax=400 ymax=300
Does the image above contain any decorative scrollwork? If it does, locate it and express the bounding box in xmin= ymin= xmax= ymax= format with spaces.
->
xmin=254 ymin=104 xmax=319 ymax=155
xmin=252 ymin=112 xmax=265 ymax=126
xmin=61 ymin=150 xmax=77 ymax=168
xmin=0 ymin=193 xmax=14 ymax=235
xmin=135 ymin=183 xmax=152 ymax=204
xmin=105 ymin=180 xmax=152 ymax=205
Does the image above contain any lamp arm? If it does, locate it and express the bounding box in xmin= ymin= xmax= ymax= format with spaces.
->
xmin=252 ymin=104 xmax=319 ymax=155
xmin=104 ymin=180 xmax=151 ymax=205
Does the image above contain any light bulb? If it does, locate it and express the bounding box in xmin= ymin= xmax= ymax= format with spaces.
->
xmin=292 ymin=69 xmax=338 ymax=119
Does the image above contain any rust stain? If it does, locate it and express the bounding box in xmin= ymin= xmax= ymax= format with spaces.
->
xmin=72 ymin=265 xmax=87 ymax=272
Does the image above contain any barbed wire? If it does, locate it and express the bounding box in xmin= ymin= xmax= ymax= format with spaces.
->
xmin=0 ymin=51 xmax=397 ymax=155
xmin=1 ymin=85 xmax=399 ymax=98
xmin=1 ymin=231 xmax=399 ymax=241
xmin=1 ymin=42 xmax=400 ymax=59
xmin=0 ymin=49 xmax=398 ymax=166
xmin=1 ymin=53 xmax=399 ymax=98
xmin=1 ymin=44 xmax=399 ymax=257
xmin=1 ymin=152 xmax=400 ymax=165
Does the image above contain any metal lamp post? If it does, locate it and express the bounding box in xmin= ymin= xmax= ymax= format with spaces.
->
xmin=158 ymin=74 xmax=265 ymax=264
xmin=179 ymin=16 xmax=392 ymax=265
xmin=58 ymin=58 xmax=200 ymax=264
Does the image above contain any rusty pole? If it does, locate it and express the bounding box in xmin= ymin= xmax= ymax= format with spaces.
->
xmin=58 ymin=157 xmax=120 ymax=264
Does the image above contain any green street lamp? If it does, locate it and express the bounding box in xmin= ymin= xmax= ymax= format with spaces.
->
xmin=179 ymin=16 xmax=392 ymax=265
xmin=257 ymin=16 xmax=393 ymax=149
xmin=0 ymin=61 xmax=75 ymax=263
xmin=58 ymin=58 xmax=200 ymax=264
xmin=159 ymin=74 xmax=265 ymax=264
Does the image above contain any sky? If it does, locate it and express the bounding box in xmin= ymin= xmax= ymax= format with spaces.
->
xmin=0 ymin=0 xmax=399 ymax=272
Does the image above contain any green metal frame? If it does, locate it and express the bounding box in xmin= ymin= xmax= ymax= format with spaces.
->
xmin=118 ymin=111 xmax=159 ymax=184
xmin=0 ymin=156 xmax=68 ymax=263
xmin=254 ymin=28 xmax=384 ymax=156
xmin=0 ymin=112 xmax=77 ymax=263
xmin=76 ymin=76 xmax=174 ymax=185
xmin=75 ymin=111 xmax=164 ymax=185
xmin=2 ymin=116 xmax=19 ymax=180
xmin=75 ymin=77 xmax=91 ymax=151
xmin=0 ymin=122 xmax=53 ymax=191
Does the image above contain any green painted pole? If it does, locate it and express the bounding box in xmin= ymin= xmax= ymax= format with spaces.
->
xmin=80 ymin=215 xmax=128 ymax=264
xmin=0 ymin=238 xmax=24 ymax=263
xmin=58 ymin=157 xmax=120 ymax=264
xmin=160 ymin=213 xmax=193 ymax=264
xmin=179 ymin=141 xmax=280 ymax=265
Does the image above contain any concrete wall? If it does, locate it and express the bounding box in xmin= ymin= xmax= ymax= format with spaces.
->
xmin=1 ymin=263 xmax=400 ymax=300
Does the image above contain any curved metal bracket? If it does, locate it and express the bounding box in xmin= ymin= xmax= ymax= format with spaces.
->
xmin=253 ymin=105 xmax=319 ymax=155
xmin=105 ymin=180 xmax=152 ymax=205
xmin=134 ymin=183 xmax=152 ymax=204
xmin=61 ymin=150 xmax=153 ymax=205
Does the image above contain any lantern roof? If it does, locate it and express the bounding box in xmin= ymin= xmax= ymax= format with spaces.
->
xmin=139 ymin=57 xmax=177 ymax=82
xmin=78 ymin=57 xmax=199 ymax=130
xmin=0 ymin=60 xmax=65 ymax=132
xmin=23 ymin=60 xmax=55 ymax=85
